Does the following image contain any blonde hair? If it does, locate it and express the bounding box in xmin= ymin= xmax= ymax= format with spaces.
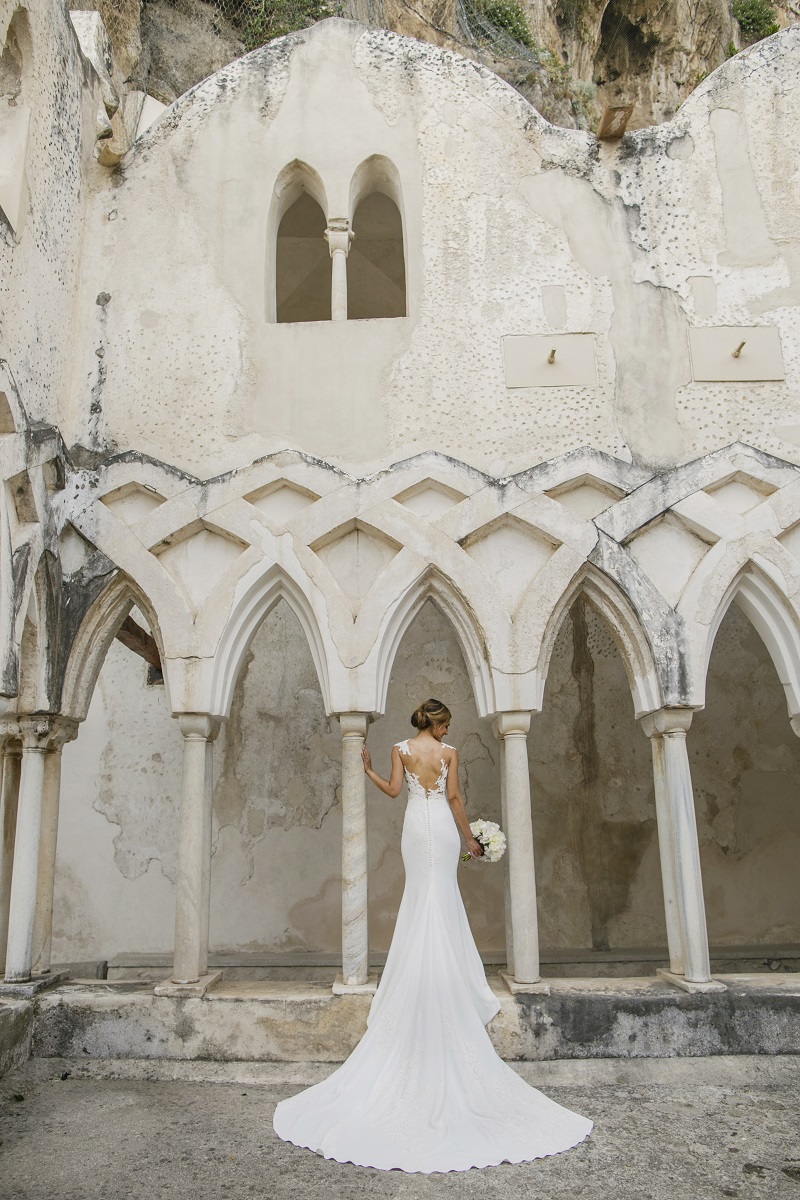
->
xmin=410 ymin=698 xmax=452 ymax=731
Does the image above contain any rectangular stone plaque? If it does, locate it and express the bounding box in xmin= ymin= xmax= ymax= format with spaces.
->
xmin=688 ymin=326 xmax=785 ymax=382
xmin=502 ymin=334 xmax=597 ymax=388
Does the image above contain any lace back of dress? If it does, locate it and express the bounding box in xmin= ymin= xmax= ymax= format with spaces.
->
xmin=395 ymin=741 xmax=450 ymax=799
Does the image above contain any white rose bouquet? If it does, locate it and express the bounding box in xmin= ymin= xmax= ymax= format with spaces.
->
xmin=461 ymin=819 xmax=507 ymax=863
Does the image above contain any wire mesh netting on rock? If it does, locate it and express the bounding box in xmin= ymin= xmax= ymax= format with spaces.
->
xmin=72 ymin=0 xmax=597 ymax=126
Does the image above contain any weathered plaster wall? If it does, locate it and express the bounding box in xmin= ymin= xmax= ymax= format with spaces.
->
xmin=0 ymin=0 xmax=98 ymax=428
xmin=54 ymin=629 xmax=182 ymax=959
xmin=692 ymin=603 xmax=800 ymax=946
xmin=532 ymin=599 xmax=665 ymax=952
xmin=63 ymin=22 xmax=800 ymax=479
xmin=52 ymin=595 xmax=800 ymax=963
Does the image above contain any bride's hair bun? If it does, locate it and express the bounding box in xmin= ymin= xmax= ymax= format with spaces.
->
xmin=410 ymin=698 xmax=452 ymax=730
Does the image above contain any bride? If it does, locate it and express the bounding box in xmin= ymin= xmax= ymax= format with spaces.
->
xmin=273 ymin=698 xmax=592 ymax=1172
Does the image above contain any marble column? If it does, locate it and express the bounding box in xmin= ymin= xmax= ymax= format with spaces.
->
xmin=339 ymin=713 xmax=370 ymax=987
xmin=172 ymin=714 xmax=220 ymax=985
xmin=325 ymin=219 xmax=353 ymax=322
xmin=641 ymin=708 xmax=711 ymax=984
xmin=32 ymin=719 xmax=78 ymax=974
xmin=494 ymin=712 xmax=540 ymax=986
xmin=4 ymin=717 xmax=57 ymax=982
xmin=0 ymin=731 xmax=22 ymax=971
xmin=200 ymin=727 xmax=219 ymax=977
xmin=494 ymin=720 xmax=515 ymax=977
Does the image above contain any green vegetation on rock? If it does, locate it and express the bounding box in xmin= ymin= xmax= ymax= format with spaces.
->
xmin=240 ymin=0 xmax=341 ymax=50
xmin=481 ymin=0 xmax=534 ymax=48
xmin=731 ymin=0 xmax=779 ymax=40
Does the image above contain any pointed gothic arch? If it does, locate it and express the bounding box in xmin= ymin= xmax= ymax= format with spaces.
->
xmin=374 ymin=568 xmax=494 ymax=718
xmin=60 ymin=573 xmax=168 ymax=722
xmin=703 ymin=564 xmax=800 ymax=718
xmin=209 ymin=563 xmax=332 ymax=718
xmin=535 ymin=564 xmax=663 ymax=717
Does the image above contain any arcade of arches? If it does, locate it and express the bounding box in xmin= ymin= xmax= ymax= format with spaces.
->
xmin=44 ymin=582 xmax=800 ymax=989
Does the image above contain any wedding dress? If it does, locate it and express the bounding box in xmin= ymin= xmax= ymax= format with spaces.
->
xmin=273 ymin=741 xmax=592 ymax=1172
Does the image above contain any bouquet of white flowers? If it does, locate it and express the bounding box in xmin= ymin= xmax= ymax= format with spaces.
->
xmin=461 ymin=819 xmax=507 ymax=863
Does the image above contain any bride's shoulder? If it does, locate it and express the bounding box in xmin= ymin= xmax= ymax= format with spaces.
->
xmin=394 ymin=739 xmax=411 ymax=755
xmin=442 ymin=742 xmax=457 ymax=753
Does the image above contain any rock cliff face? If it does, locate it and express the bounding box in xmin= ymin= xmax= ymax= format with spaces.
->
xmin=75 ymin=0 xmax=796 ymax=128
xmin=551 ymin=0 xmax=738 ymax=125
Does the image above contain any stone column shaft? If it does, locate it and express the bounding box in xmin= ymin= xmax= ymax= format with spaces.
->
xmin=32 ymin=721 xmax=77 ymax=974
xmin=5 ymin=719 xmax=54 ymax=982
xmin=642 ymin=708 xmax=711 ymax=984
xmin=647 ymin=733 xmax=684 ymax=975
xmin=173 ymin=714 xmax=219 ymax=985
xmin=0 ymin=739 xmax=22 ymax=970
xmin=325 ymin=221 xmax=353 ymax=322
xmin=201 ymin=734 xmax=216 ymax=977
xmin=339 ymin=713 xmax=369 ymax=987
xmin=495 ymin=712 xmax=539 ymax=984
xmin=495 ymin=727 xmax=514 ymax=976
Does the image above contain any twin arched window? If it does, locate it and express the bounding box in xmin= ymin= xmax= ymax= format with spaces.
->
xmin=271 ymin=157 xmax=407 ymax=324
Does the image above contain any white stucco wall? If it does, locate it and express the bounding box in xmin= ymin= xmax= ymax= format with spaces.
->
xmin=60 ymin=21 xmax=800 ymax=479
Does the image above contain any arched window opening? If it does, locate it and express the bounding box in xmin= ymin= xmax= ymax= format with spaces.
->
xmin=276 ymin=191 xmax=331 ymax=324
xmin=348 ymin=191 xmax=406 ymax=320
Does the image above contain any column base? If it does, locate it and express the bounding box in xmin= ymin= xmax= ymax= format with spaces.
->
xmin=154 ymin=971 xmax=222 ymax=997
xmin=332 ymin=972 xmax=378 ymax=995
xmin=500 ymin=971 xmax=550 ymax=996
xmin=657 ymin=968 xmax=727 ymax=994
xmin=0 ymin=970 xmax=68 ymax=997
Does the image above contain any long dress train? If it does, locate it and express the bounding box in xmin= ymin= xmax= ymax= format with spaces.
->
xmin=273 ymin=741 xmax=592 ymax=1173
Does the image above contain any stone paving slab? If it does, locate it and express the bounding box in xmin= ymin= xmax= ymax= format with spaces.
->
xmin=1 ymin=1057 xmax=799 ymax=1200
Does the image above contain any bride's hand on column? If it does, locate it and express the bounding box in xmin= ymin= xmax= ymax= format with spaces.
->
xmin=361 ymin=746 xmax=372 ymax=774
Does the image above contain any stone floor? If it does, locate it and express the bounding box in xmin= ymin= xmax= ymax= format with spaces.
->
xmin=1 ymin=1056 xmax=799 ymax=1199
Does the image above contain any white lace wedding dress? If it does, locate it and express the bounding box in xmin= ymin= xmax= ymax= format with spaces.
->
xmin=273 ymin=741 xmax=592 ymax=1172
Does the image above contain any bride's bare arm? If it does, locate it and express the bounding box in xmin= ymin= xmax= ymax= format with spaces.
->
xmin=361 ymin=744 xmax=405 ymax=798
xmin=446 ymin=750 xmax=483 ymax=857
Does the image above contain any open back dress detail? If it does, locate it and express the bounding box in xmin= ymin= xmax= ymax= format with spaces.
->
xmin=272 ymin=741 xmax=593 ymax=1173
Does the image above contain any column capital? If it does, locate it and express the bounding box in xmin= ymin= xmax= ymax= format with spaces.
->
xmin=640 ymin=707 xmax=695 ymax=739
xmin=791 ymin=716 xmax=800 ymax=739
xmin=177 ymin=713 xmax=221 ymax=741
xmin=17 ymin=715 xmax=78 ymax=752
xmin=493 ymin=711 xmax=532 ymax=740
xmin=0 ymin=717 xmax=20 ymax=747
xmin=325 ymin=218 xmax=353 ymax=257
xmin=337 ymin=713 xmax=370 ymax=739
xmin=47 ymin=717 xmax=79 ymax=753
